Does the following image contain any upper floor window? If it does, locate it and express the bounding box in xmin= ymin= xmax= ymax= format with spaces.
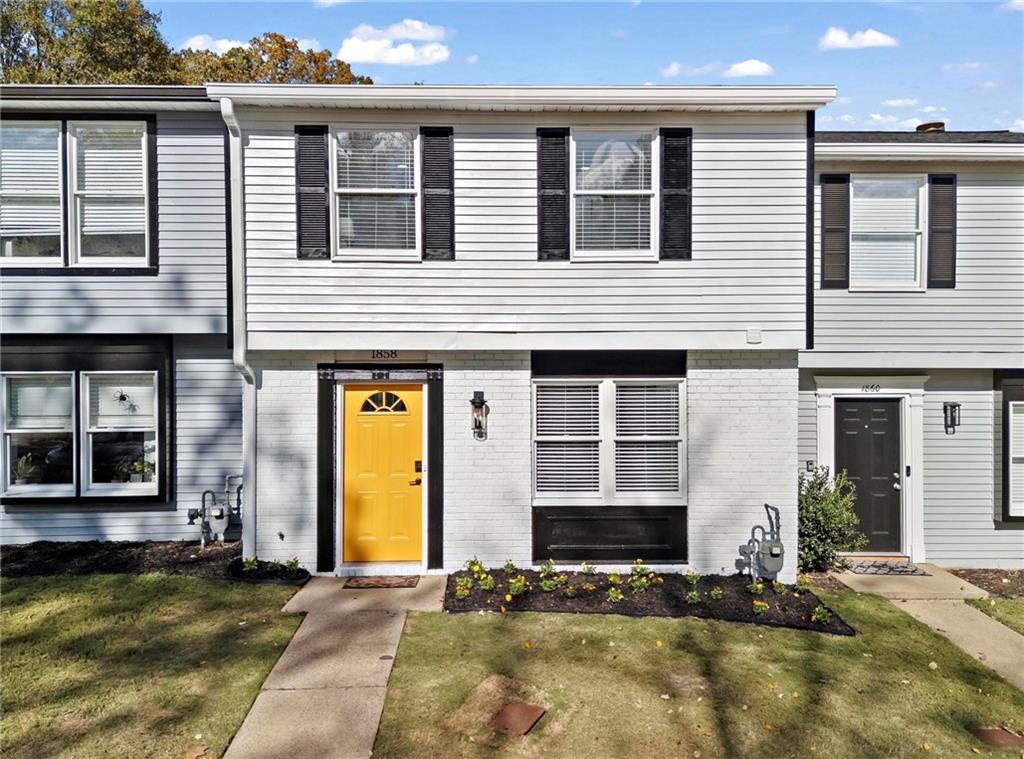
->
xmin=333 ymin=129 xmax=418 ymax=262
xmin=571 ymin=130 xmax=657 ymax=262
xmin=850 ymin=175 xmax=926 ymax=289
xmin=0 ymin=118 xmax=153 ymax=270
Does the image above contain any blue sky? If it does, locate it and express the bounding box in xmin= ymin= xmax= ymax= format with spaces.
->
xmin=150 ymin=1 xmax=1023 ymax=131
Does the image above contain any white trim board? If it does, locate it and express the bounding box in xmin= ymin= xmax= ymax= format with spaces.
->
xmin=813 ymin=375 xmax=927 ymax=562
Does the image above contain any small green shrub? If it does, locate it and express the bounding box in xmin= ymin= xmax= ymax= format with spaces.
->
xmin=465 ymin=556 xmax=485 ymax=577
xmin=746 ymin=579 xmax=764 ymax=595
xmin=508 ymin=574 xmax=530 ymax=597
xmin=607 ymin=587 xmax=624 ymax=603
xmin=242 ymin=555 xmax=258 ymax=573
xmin=811 ymin=605 xmax=832 ymax=624
xmin=685 ymin=569 xmax=700 ymax=587
xmin=685 ymin=590 xmax=701 ymax=605
xmin=285 ymin=557 xmax=300 ymax=572
xmin=454 ymin=576 xmax=474 ymax=599
xmin=580 ymin=561 xmax=597 ymax=576
xmin=477 ymin=573 xmax=495 ymax=591
xmin=607 ymin=572 xmax=623 ymax=587
xmin=796 ymin=573 xmax=813 ymax=592
xmin=538 ymin=558 xmax=557 ymax=578
xmin=539 ymin=573 xmax=568 ymax=592
xmin=798 ymin=466 xmax=868 ymax=571
xmin=709 ymin=586 xmax=724 ymax=601
xmin=266 ymin=560 xmax=282 ymax=572
xmin=628 ymin=560 xmax=655 ymax=593
xmin=772 ymin=580 xmax=788 ymax=595
xmin=503 ymin=559 xmax=518 ymax=575
xmin=563 ymin=586 xmax=578 ymax=599
xmin=752 ymin=599 xmax=770 ymax=615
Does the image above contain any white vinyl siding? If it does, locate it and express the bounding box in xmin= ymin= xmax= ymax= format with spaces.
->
xmin=332 ymin=128 xmax=419 ymax=261
xmin=571 ymin=129 xmax=657 ymax=261
xmin=849 ymin=175 xmax=925 ymax=290
xmin=69 ymin=121 xmax=148 ymax=265
xmin=1 ymin=373 xmax=75 ymax=497
xmin=0 ymin=121 xmax=63 ymax=264
xmin=533 ymin=378 xmax=685 ymax=505
xmin=1011 ymin=401 xmax=1024 ymax=516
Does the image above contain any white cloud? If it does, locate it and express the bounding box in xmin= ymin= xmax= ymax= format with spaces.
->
xmin=818 ymin=114 xmax=834 ymax=124
xmin=838 ymin=114 xmax=856 ymax=124
xmin=866 ymin=113 xmax=926 ymax=130
xmin=722 ymin=58 xmax=774 ymax=78
xmin=466 ymin=54 xmax=479 ymax=64
xmin=180 ymin=34 xmax=246 ymax=54
xmin=338 ymin=19 xmax=450 ymax=66
xmin=921 ymin=105 xmax=948 ymax=114
xmin=867 ymin=113 xmax=899 ymax=125
xmin=297 ymin=38 xmax=322 ymax=51
xmin=882 ymin=97 xmax=918 ymax=107
xmin=899 ymin=117 xmax=923 ymax=129
xmin=1001 ymin=0 xmax=1023 ymax=10
xmin=943 ymin=61 xmax=982 ymax=73
xmin=818 ymin=26 xmax=898 ymax=50
xmin=981 ymin=80 xmax=999 ymax=89
xmin=314 ymin=0 xmax=349 ymax=6
xmin=643 ymin=81 xmax=654 ymax=86
xmin=659 ymin=61 xmax=717 ymax=78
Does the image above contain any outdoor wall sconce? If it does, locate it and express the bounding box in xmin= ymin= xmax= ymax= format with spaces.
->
xmin=943 ymin=402 xmax=961 ymax=435
xmin=471 ymin=390 xmax=489 ymax=441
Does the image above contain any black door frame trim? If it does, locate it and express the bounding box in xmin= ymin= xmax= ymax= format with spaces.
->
xmin=316 ymin=363 xmax=444 ymax=572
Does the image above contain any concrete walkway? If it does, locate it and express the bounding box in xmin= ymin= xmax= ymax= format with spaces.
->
xmin=225 ymin=576 xmax=446 ymax=759
xmin=836 ymin=564 xmax=1024 ymax=693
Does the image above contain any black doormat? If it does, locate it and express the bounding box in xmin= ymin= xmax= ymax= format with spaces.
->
xmin=344 ymin=575 xmax=420 ymax=588
xmin=846 ymin=561 xmax=929 ymax=576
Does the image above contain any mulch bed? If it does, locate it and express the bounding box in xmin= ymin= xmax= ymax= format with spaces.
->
xmin=1 ymin=540 xmax=241 ymax=579
xmin=947 ymin=568 xmax=1024 ymax=598
xmin=444 ymin=569 xmax=854 ymax=636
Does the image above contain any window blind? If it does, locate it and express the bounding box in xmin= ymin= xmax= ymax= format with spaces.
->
xmin=614 ymin=384 xmax=681 ymax=493
xmin=0 ymin=123 xmax=62 ymax=259
xmin=6 ymin=375 xmax=73 ymax=429
xmin=1011 ymin=402 xmax=1024 ymax=513
xmin=88 ymin=374 xmax=156 ymax=429
xmin=534 ymin=384 xmax=600 ymax=493
xmin=849 ymin=177 xmax=922 ymax=287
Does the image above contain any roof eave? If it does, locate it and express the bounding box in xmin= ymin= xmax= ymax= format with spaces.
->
xmin=816 ymin=143 xmax=1024 ymax=162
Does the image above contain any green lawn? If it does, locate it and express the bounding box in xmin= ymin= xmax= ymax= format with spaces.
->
xmin=1 ymin=574 xmax=301 ymax=759
xmin=377 ymin=590 xmax=1024 ymax=758
xmin=968 ymin=597 xmax=1024 ymax=636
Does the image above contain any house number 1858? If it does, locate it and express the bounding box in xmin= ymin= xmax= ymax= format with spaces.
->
xmin=861 ymin=384 xmax=881 ymax=392
xmin=372 ymin=350 xmax=398 ymax=359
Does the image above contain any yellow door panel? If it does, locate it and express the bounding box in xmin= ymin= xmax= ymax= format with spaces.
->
xmin=343 ymin=385 xmax=423 ymax=563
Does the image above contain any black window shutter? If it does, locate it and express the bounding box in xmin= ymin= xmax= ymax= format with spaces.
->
xmin=820 ymin=174 xmax=850 ymax=289
xmin=295 ymin=126 xmax=329 ymax=260
xmin=660 ymin=128 xmax=692 ymax=260
xmin=421 ymin=126 xmax=455 ymax=261
xmin=927 ymin=174 xmax=957 ymax=288
xmin=537 ymin=128 xmax=569 ymax=261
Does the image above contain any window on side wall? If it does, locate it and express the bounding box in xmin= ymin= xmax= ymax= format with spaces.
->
xmin=332 ymin=128 xmax=418 ymax=261
xmin=849 ymin=175 xmax=926 ymax=290
xmin=532 ymin=378 xmax=684 ymax=505
xmin=571 ymin=130 xmax=657 ymax=262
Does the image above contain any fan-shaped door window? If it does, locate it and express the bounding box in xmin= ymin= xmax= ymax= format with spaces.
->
xmin=360 ymin=391 xmax=407 ymax=413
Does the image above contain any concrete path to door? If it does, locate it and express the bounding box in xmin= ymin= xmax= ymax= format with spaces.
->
xmin=224 ymin=575 xmax=447 ymax=759
xmin=836 ymin=564 xmax=1024 ymax=693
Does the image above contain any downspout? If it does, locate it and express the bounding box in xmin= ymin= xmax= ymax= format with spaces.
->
xmin=220 ymin=96 xmax=258 ymax=559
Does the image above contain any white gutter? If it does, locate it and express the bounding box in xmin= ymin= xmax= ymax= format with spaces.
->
xmin=220 ymin=97 xmax=258 ymax=559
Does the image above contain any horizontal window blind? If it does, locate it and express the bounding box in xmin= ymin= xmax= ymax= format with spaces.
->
xmin=575 ymin=132 xmax=651 ymax=191
xmin=1012 ymin=402 xmax=1024 ymax=510
xmin=575 ymin=195 xmax=651 ymax=251
xmin=536 ymin=442 xmax=600 ymax=492
xmin=850 ymin=177 xmax=922 ymax=287
xmin=5 ymin=375 xmax=73 ymax=429
xmin=536 ymin=384 xmax=600 ymax=436
xmin=614 ymin=384 xmax=681 ymax=493
xmin=535 ymin=384 xmax=600 ymax=493
xmin=0 ymin=123 xmax=62 ymax=258
xmin=88 ymin=373 xmax=156 ymax=429
xmin=615 ymin=384 xmax=679 ymax=436
xmin=336 ymin=131 xmax=414 ymax=190
xmin=615 ymin=442 xmax=679 ymax=492
xmin=337 ymin=195 xmax=415 ymax=250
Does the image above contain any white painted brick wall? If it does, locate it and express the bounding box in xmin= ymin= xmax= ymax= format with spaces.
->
xmin=686 ymin=350 xmax=799 ymax=582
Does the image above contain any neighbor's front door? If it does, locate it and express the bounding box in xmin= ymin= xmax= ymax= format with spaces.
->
xmin=834 ymin=398 xmax=902 ymax=553
xmin=343 ymin=385 xmax=423 ymax=563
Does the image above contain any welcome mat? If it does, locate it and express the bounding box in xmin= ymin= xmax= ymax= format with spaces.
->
xmin=846 ymin=561 xmax=929 ymax=576
xmin=343 ymin=575 xmax=420 ymax=589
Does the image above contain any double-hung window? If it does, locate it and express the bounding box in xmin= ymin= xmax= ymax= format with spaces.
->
xmin=332 ymin=128 xmax=419 ymax=261
xmin=571 ymin=129 xmax=657 ymax=262
xmin=533 ymin=378 xmax=684 ymax=505
xmin=1 ymin=369 xmax=161 ymax=499
xmin=0 ymin=117 xmax=152 ymax=270
xmin=849 ymin=175 xmax=926 ymax=289
xmin=1010 ymin=401 xmax=1024 ymax=516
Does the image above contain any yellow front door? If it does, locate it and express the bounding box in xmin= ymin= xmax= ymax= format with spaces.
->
xmin=343 ymin=385 xmax=423 ymax=563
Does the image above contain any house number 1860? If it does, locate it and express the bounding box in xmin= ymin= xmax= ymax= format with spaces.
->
xmin=861 ymin=384 xmax=881 ymax=392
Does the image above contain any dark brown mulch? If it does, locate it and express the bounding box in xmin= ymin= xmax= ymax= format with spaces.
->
xmin=444 ymin=570 xmax=854 ymax=636
xmin=0 ymin=540 xmax=241 ymax=579
xmin=947 ymin=568 xmax=1024 ymax=598
xmin=226 ymin=557 xmax=310 ymax=585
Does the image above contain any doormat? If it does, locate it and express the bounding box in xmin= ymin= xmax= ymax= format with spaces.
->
xmin=846 ymin=561 xmax=929 ymax=576
xmin=343 ymin=575 xmax=419 ymax=589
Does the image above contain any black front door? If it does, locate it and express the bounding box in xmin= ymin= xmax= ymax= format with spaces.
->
xmin=835 ymin=398 xmax=902 ymax=553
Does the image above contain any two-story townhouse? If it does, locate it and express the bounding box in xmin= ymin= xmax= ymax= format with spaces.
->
xmin=0 ymin=85 xmax=242 ymax=544
xmin=208 ymin=84 xmax=836 ymax=581
xmin=804 ymin=126 xmax=1024 ymax=568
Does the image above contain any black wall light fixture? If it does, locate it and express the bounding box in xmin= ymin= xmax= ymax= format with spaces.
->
xmin=943 ymin=401 xmax=961 ymax=435
xmin=471 ymin=390 xmax=489 ymax=440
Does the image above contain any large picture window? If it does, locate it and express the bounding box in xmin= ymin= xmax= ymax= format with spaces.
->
xmin=0 ymin=117 xmax=153 ymax=271
xmin=533 ymin=378 xmax=684 ymax=505
xmin=849 ymin=175 xmax=926 ymax=289
xmin=571 ymin=130 xmax=657 ymax=262
xmin=333 ymin=129 xmax=418 ymax=261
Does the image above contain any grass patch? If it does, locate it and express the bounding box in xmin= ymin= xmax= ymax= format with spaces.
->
xmin=1 ymin=574 xmax=300 ymax=759
xmin=968 ymin=598 xmax=1024 ymax=636
xmin=376 ymin=589 xmax=1024 ymax=758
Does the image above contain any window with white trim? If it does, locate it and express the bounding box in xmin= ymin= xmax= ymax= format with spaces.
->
xmin=333 ymin=129 xmax=418 ymax=260
xmin=850 ymin=175 xmax=926 ymax=289
xmin=533 ymin=378 xmax=684 ymax=504
xmin=1 ymin=370 xmax=159 ymax=498
xmin=571 ymin=130 xmax=657 ymax=262
xmin=1010 ymin=401 xmax=1024 ymax=514
xmin=0 ymin=121 xmax=63 ymax=263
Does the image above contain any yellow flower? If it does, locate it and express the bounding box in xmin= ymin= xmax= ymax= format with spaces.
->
xmin=655 ymin=640 xmax=663 ymax=647
xmin=499 ymin=605 xmax=507 ymax=613
xmin=522 ymin=641 xmax=533 ymax=650
xmin=505 ymin=594 xmax=512 ymax=602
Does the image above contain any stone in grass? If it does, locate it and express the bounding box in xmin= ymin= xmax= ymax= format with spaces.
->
xmin=490 ymin=702 xmax=546 ymax=736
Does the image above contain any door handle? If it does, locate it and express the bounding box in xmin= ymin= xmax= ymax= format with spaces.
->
xmin=893 ymin=482 xmax=901 ymax=491
xmin=409 ymin=478 xmax=422 ymax=486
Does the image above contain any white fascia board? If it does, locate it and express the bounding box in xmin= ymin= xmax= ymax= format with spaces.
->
xmin=800 ymin=351 xmax=1024 ymax=369
xmin=205 ymin=84 xmax=837 ymax=112
xmin=815 ymin=143 xmax=1024 ymax=162
xmin=2 ymin=99 xmax=219 ymax=112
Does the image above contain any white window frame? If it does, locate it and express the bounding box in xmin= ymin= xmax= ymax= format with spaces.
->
xmin=0 ymin=372 xmax=76 ymax=497
xmin=80 ymin=370 xmax=159 ymax=497
xmin=848 ymin=173 xmax=928 ymax=292
xmin=569 ymin=127 xmax=659 ymax=263
xmin=1010 ymin=401 xmax=1024 ymax=514
xmin=329 ymin=125 xmax=421 ymax=263
xmin=532 ymin=377 xmax=685 ymax=507
xmin=0 ymin=120 xmax=65 ymax=268
xmin=67 ymin=119 xmax=150 ymax=268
